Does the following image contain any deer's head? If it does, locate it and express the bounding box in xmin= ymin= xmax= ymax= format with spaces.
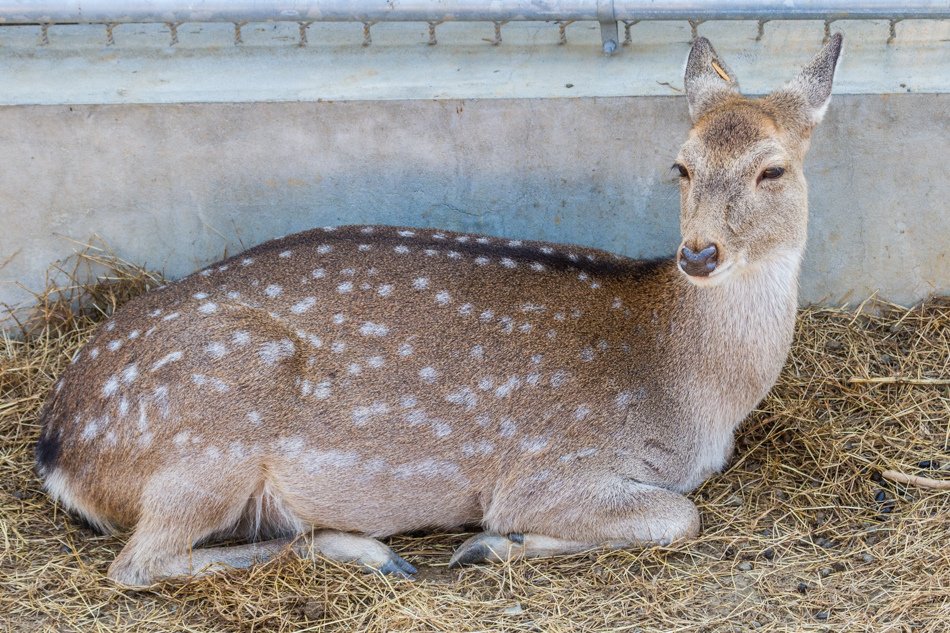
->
xmin=675 ymin=34 xmax=843 ymax=286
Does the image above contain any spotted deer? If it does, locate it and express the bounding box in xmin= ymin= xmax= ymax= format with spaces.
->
xmin=36 ymin=35 xmax=842 ymax=586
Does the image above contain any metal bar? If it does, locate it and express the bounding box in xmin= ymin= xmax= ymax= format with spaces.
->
xmin=0 ymin=1 xmax=946 ymax=25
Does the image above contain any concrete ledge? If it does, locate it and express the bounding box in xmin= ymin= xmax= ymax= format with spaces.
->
xmin=0 ymin=20 xmax=947 ymax=105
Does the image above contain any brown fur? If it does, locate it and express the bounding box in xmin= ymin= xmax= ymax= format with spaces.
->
xmin=35 ymin=35 xmax=843 ymax=586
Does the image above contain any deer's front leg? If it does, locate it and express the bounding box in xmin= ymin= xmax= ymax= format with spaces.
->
xmin=451 ymin=477 xmax=699 ymax=566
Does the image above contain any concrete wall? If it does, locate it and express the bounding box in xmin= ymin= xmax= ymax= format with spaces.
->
xmin=0 ymin=20 xmax=947 ymax=318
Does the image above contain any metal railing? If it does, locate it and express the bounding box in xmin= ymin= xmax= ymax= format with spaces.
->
xmin=1 ymin=1 xmax=946 ymax=54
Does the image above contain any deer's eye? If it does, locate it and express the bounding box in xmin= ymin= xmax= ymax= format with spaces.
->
xmin=672 ymin=163 xmax=690 ymax=180
xmin=760 ymin=166 xmax=785 ymax=181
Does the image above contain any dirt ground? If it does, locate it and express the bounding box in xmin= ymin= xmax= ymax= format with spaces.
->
xmin=1 ymin=257 xmax=947 ymax=632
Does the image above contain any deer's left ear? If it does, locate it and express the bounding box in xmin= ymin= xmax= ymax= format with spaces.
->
xmin=684 ymin=37 xmax=740 ymax=122
xmin=771 ymin=33 xmax=844 ymax=127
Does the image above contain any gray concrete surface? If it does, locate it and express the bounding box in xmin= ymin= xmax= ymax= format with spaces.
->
xmin=1 ymin=94 xmax=946 ymax=319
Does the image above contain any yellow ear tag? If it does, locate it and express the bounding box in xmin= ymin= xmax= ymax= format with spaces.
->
xmin=711 ymin=60 xmax=730 ymax=82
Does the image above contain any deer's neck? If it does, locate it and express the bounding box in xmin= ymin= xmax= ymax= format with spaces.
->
xmin=694 ymin=248 xmax=802 ymax=425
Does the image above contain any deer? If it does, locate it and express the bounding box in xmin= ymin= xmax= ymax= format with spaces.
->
xmin=35 ymin=34 xmax=843 ymax=587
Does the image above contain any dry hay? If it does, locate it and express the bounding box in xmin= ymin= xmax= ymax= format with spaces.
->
xmin=1 ymin=251 xmax=948 ymax=633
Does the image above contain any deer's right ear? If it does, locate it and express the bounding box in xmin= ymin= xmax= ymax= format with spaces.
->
xmin=684 ymin=37 xmax=740 ymax=122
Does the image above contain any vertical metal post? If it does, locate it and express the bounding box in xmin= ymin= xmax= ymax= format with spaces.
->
xmin=597 ymin=0 xmax=619 ymax=55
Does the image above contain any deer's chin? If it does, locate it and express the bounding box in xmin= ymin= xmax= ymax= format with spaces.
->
xmin=679 ymin=258 xmax=737 ymax=287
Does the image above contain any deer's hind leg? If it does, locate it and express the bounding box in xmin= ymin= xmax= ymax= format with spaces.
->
xmin=451 ymin=476 xmax=699 ymax=567
xmin=107 ymin=467 xmax=415 ymax=587
xmin=106 ymin=462 xmax=265 ymax=587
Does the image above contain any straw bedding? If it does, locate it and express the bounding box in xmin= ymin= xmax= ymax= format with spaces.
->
xmin=1 ymin=250 xmax=947 ymax=632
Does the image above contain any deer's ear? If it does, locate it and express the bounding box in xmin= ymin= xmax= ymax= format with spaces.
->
xmin=684 ymin=37 xmax=740 ymax=122
xmin=771 ymin=33 xmax=843 ymax=127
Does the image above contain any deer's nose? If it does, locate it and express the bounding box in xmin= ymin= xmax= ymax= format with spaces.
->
xmin=679 ymin=244 xmax=718 ymax=277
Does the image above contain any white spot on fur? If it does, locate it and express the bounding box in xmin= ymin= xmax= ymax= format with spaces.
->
xmin=192 ymin=373 xmax=230 ymax=392
xmin=193 ymin=292 xmax=208 ymax=300
xmin=526 ymin=372 xmax=541 ymax=386
xmin=574 ymin=405 xmax=592 ymax=421
xmin=530 ymin=262 xmax=545 ymax=272
xmin=477 ymin=376 xmax=494 ymax=391
xmin=419 ymin=366 xmax=438 ymax=383
xmin=291 ymin=297 xmax=317 ymax=314
xmin=242 ymin=258 xmax=254 ymax=266
xmin=337 ymin=281 xmax=353 ymax=293
xmin=358 ymin=244 xmax=372 ymax=251
xmin=501 ymin=258 xmax=517 ymax=269
xmin=413 ymin=277 xmax=429 ymax=290
xmin=341 ymin=268 xmax=355 ymax=276
xmin=494 ymin=376 xmax=521 ymax=399
xmin=580 ymin=346 xmax=595 ymax=362
xmin=107 ymin=340 xmax=123 ymax=352
xmin=550 ymin=370 xmax=570 ymax=388
xmin=475 ymin=256 xmax=489 ymax=266
xmin=366 ymin=356 xmax=385 ymax=369
xmin=377 ymin=284 xmax=394 ymax=297
xmin=121 ymin=363 xmax=138 ymax=385
xmin=258 ymin=339 xmax=295 ymax=365
xmin=348 ymin=363 xmax=362 ymax=375
xmin=150 ymin=351 xmax=183 ymax=372
xmin=359 ymin=322 xmax=389 ymax=337
xmin=435 ymin=291 xmax=451 ymax=305
xmin=394 ymin=245 xmax=410 ymax=254
xmin=520 ymin=436 xmax=549 ymax=453
xmin=361 ymin=227 xmax=375 ymax=234
xmin=264 ymin=285 xmax=282 ymax=298
xmin=458 ymin=303 xmax=473 ymax=316
xmin=446 ymin=387 xmax=477 ymax=411
xmin=89 ymin=348 xmax=100 ymax=359
xmin=279 ymin=250 xmax=292 ymax=258
xmin=333 ymin=313 xmax=346 ymax=325
xmin=247 ymin=411 xmax=262 ymax=426
xmin=476 ymin=237 xmax=490 ymax=244
xmin=456 ymin=235 xmax=471 ymax=243
xmin=128 ymin=330 xmax=140 ymax=340
xmin=518 ymin=323 xmax=532 ymax=333
xmin=353 ymin=402 xmax=389 ymax=425
xmin=331 ymin=341 xmax=346 ymax=354
xmin=398 ymin=342 xmax=414 ymax=357
xmin=398 ymin=229 xmax=416 ymax=237
xmin=447 ymin=251 xmax=462 ymax=259
xmin=312 ymin=267 xmax=326 ymax=279
xmin=149 ymin=309 xmax=162 ymax=318
xmin=314 ymin=380 xmax=332 ymax=400
xmin=500 ymin=418 xmax=518 ymax=437
xmin=479 ymin=310 xmax=494 ymax=323
xmin=232 ymin=331 xmax=251 ymax=346
xmin=432 ymin=233 xmax=447 ymax=240
xmin=316 ymin=244 xmax=332 ymax=254
xmin=462 ymin=440 xmax=495 ymax=457
xmin=400 ymin=395 xmax=418 ymax=409
xmin=205 ymin=342 xmax=228 ymax=359
xmin=102 ymin=376 xmax=119 ymax=398
xmin=470 ymin=345 xmax=484 ymax=360
xmin=198 ymin=302 xmax=218 ymax=314
xmin=424 ymin=249 xmax=438 ymax=257
xmin=393 ymin=459 xmax=466 ymax=483
xmin=105 ymin=322 xmax=115 ymax=332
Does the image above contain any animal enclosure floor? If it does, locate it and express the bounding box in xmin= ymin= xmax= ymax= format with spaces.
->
xmin=1 ymin=255 xmax=948 ymax=632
